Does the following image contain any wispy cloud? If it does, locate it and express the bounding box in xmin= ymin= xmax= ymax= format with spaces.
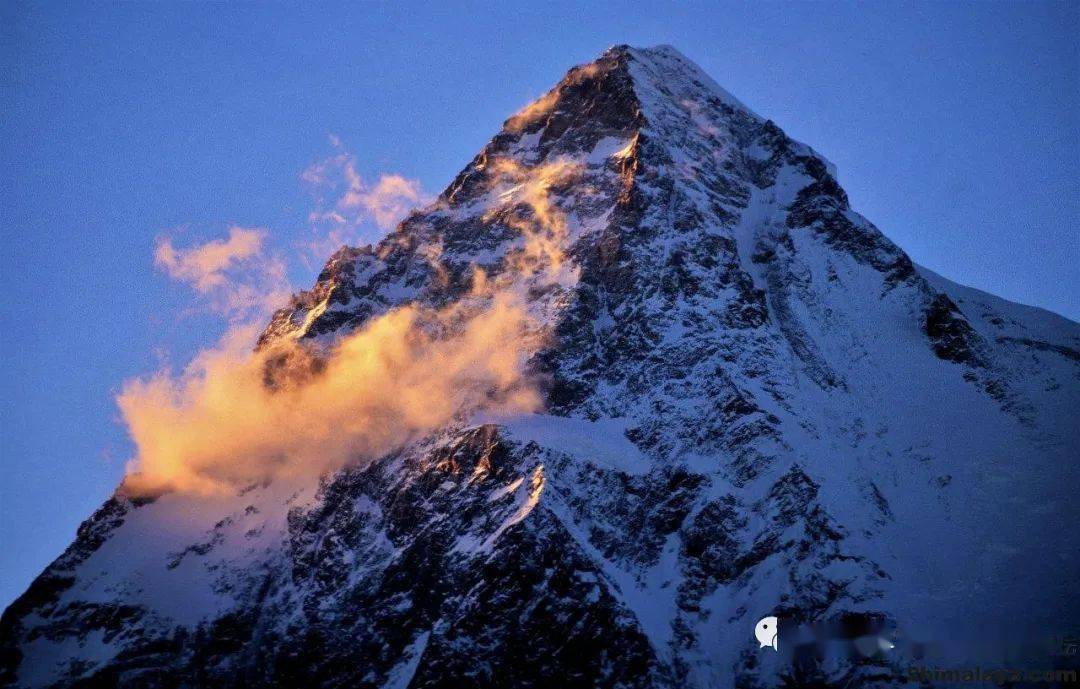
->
xmin=482 ymin=156 xmax=584 ymax=280
xmin=302 ymin=135 xmax=431 ymax=260
xmin=342 ymin=173 xmax=426 ymax=229
xmin=154 ymin=226 xmax=265 ymax=293
xmin=154 ymin=226 xmax=291 ymax=322
xmin=504 ymin=62 xmax=601 ymax=133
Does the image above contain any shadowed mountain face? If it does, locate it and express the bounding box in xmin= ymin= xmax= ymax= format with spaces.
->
xmin=3 ymin=45 xmax=1077 ymax=689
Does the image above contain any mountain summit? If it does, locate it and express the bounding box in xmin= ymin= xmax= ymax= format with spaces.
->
xmin=3 ymin=45 xmax=1077 ymax=689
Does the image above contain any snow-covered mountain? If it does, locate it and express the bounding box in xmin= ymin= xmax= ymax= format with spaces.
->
xmin=3 ymin=45 xmax=1077 ymax=688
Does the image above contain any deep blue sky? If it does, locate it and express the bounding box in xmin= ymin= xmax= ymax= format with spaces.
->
xmin=1 ymin=1 xmax=1076 ymax=609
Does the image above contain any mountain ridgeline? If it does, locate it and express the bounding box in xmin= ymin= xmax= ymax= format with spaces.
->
xmin=3 ymin=45 xmax=1078 ymax=689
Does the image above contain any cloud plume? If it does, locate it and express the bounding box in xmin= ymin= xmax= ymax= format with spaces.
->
xmin=119 ymin=290 xmax=540 ymax=496
xmin=483 ymin=157 xmax=584 ymax=279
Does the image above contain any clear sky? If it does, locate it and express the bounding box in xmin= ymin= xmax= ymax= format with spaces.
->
xmin=1 ymin=1 xmax=1076 ymax=609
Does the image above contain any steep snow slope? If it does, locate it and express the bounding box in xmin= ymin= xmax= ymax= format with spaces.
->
xmin=2 ymin=45 xmax=1077 ymax=689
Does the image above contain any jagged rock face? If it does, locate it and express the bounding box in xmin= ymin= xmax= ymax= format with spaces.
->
xmin=3 ymin=45 xmax=1079 ymax=689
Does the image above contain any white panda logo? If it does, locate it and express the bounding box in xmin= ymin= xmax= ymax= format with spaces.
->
xmin=755 ymin=616 xmax=778 ymax=651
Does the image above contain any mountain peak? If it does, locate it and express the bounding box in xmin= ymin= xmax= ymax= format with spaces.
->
xmin=621 ymin=44 xmax=764 ymax=121
xmin=493 ymin=44 xmax=764 ymax=158
xmin=268 ymin=44 xmax=910 ymax=356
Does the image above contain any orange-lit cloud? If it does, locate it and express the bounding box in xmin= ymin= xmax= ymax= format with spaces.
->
xmin=504 ymin=62 xmax=602 ymax=133
xmin=154 ymin=227 xmax=291 ymax=321
xmin=482 ymin=157 xmax=584 ymax=278
xmin=119 ymin=290 xmax=541 ymax=496
xmin=155 ymin=227 xmax=265 ymax=293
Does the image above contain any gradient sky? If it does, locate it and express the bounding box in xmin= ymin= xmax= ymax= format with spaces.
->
xmin=1 ymin=1 xmax=1077 ymax=609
